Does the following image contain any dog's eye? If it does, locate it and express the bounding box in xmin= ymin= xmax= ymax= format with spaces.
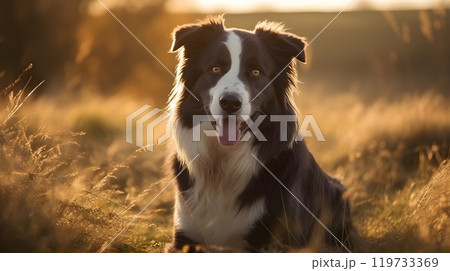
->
xmin=251 ymin=69 xmax=261 ymax=77
xmin=211 ymin=66 xmax=221 ymax=74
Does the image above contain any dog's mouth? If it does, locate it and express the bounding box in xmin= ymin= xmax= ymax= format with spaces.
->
xmin=215 ymin=116 xmax=243 ymax=146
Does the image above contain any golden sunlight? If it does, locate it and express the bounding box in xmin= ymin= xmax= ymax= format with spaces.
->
xmin=165 ymin=0 xmax=448 ymax=13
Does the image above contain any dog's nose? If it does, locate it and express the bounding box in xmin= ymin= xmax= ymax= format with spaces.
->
xmin=219 ymin=93 xmax=242 ymax=114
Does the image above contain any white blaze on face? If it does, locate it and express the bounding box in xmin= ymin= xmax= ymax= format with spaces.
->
xmin=209 ymin=31 xmax=251 ymax=118
xmin=209 ymin=31 xmax=251 ymax=146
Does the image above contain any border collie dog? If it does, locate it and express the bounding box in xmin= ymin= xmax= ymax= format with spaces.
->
xmin=167 ymin=16 xmax=353 ymax=252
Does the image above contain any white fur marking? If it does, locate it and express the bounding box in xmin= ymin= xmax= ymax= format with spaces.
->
xmin=209 ymin=31 xmax=251 ymax=120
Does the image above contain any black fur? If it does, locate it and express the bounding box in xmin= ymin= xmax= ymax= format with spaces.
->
xmin=167 ymin=16 xmax=353 ymax=252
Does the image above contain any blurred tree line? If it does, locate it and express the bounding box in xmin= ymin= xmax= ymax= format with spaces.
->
xmin=0 ymin=0 xmax=86 ymax=88
xmin=0 ymin=0 xmax=172 ymax=103
xmin=1 ymin=1 xmax=448 ymax=102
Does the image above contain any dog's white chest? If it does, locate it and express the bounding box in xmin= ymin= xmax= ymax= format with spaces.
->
xmin=175 ymin=189 xmax=265 ymax=248
xmin=172 ymin=134 xmax=265 ymax=248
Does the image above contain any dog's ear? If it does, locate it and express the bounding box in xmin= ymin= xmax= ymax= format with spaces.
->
xmin=171 ymin=15 xmax=226 ymax=52
xmin=171 ymin=24 xmax=201 ymax=52
xmin=254 ymin=21 xmax=307 ymax=63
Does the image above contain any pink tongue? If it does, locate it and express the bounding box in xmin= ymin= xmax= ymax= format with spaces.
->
xmin=219 ymin=118 xmax=241 ymax=146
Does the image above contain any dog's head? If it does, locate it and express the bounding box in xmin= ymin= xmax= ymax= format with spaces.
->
xmin=170 ymin=15 xmax=306 ymax=146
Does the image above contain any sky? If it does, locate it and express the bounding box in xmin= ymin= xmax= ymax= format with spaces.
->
xmin=165 ymin=0 xmax=449 ymax=13
xmin=90 ymin=0 xmax=449 ymax=15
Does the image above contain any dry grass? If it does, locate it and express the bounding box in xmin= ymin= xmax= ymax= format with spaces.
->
xmin=1 ymin=66 xmax=448 ymax=252
xmin=0 ymin=68 xmax=172 ymax=252
xmin=299 ymin=89 xmax=450 ymax=252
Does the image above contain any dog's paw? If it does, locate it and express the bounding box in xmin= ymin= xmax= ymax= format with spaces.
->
xmin=165 ymin=243 xmax=208 ymax=253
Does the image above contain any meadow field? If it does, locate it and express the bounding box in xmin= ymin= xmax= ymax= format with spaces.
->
xmin=0 ymin=2 xmax=449 ymax=252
